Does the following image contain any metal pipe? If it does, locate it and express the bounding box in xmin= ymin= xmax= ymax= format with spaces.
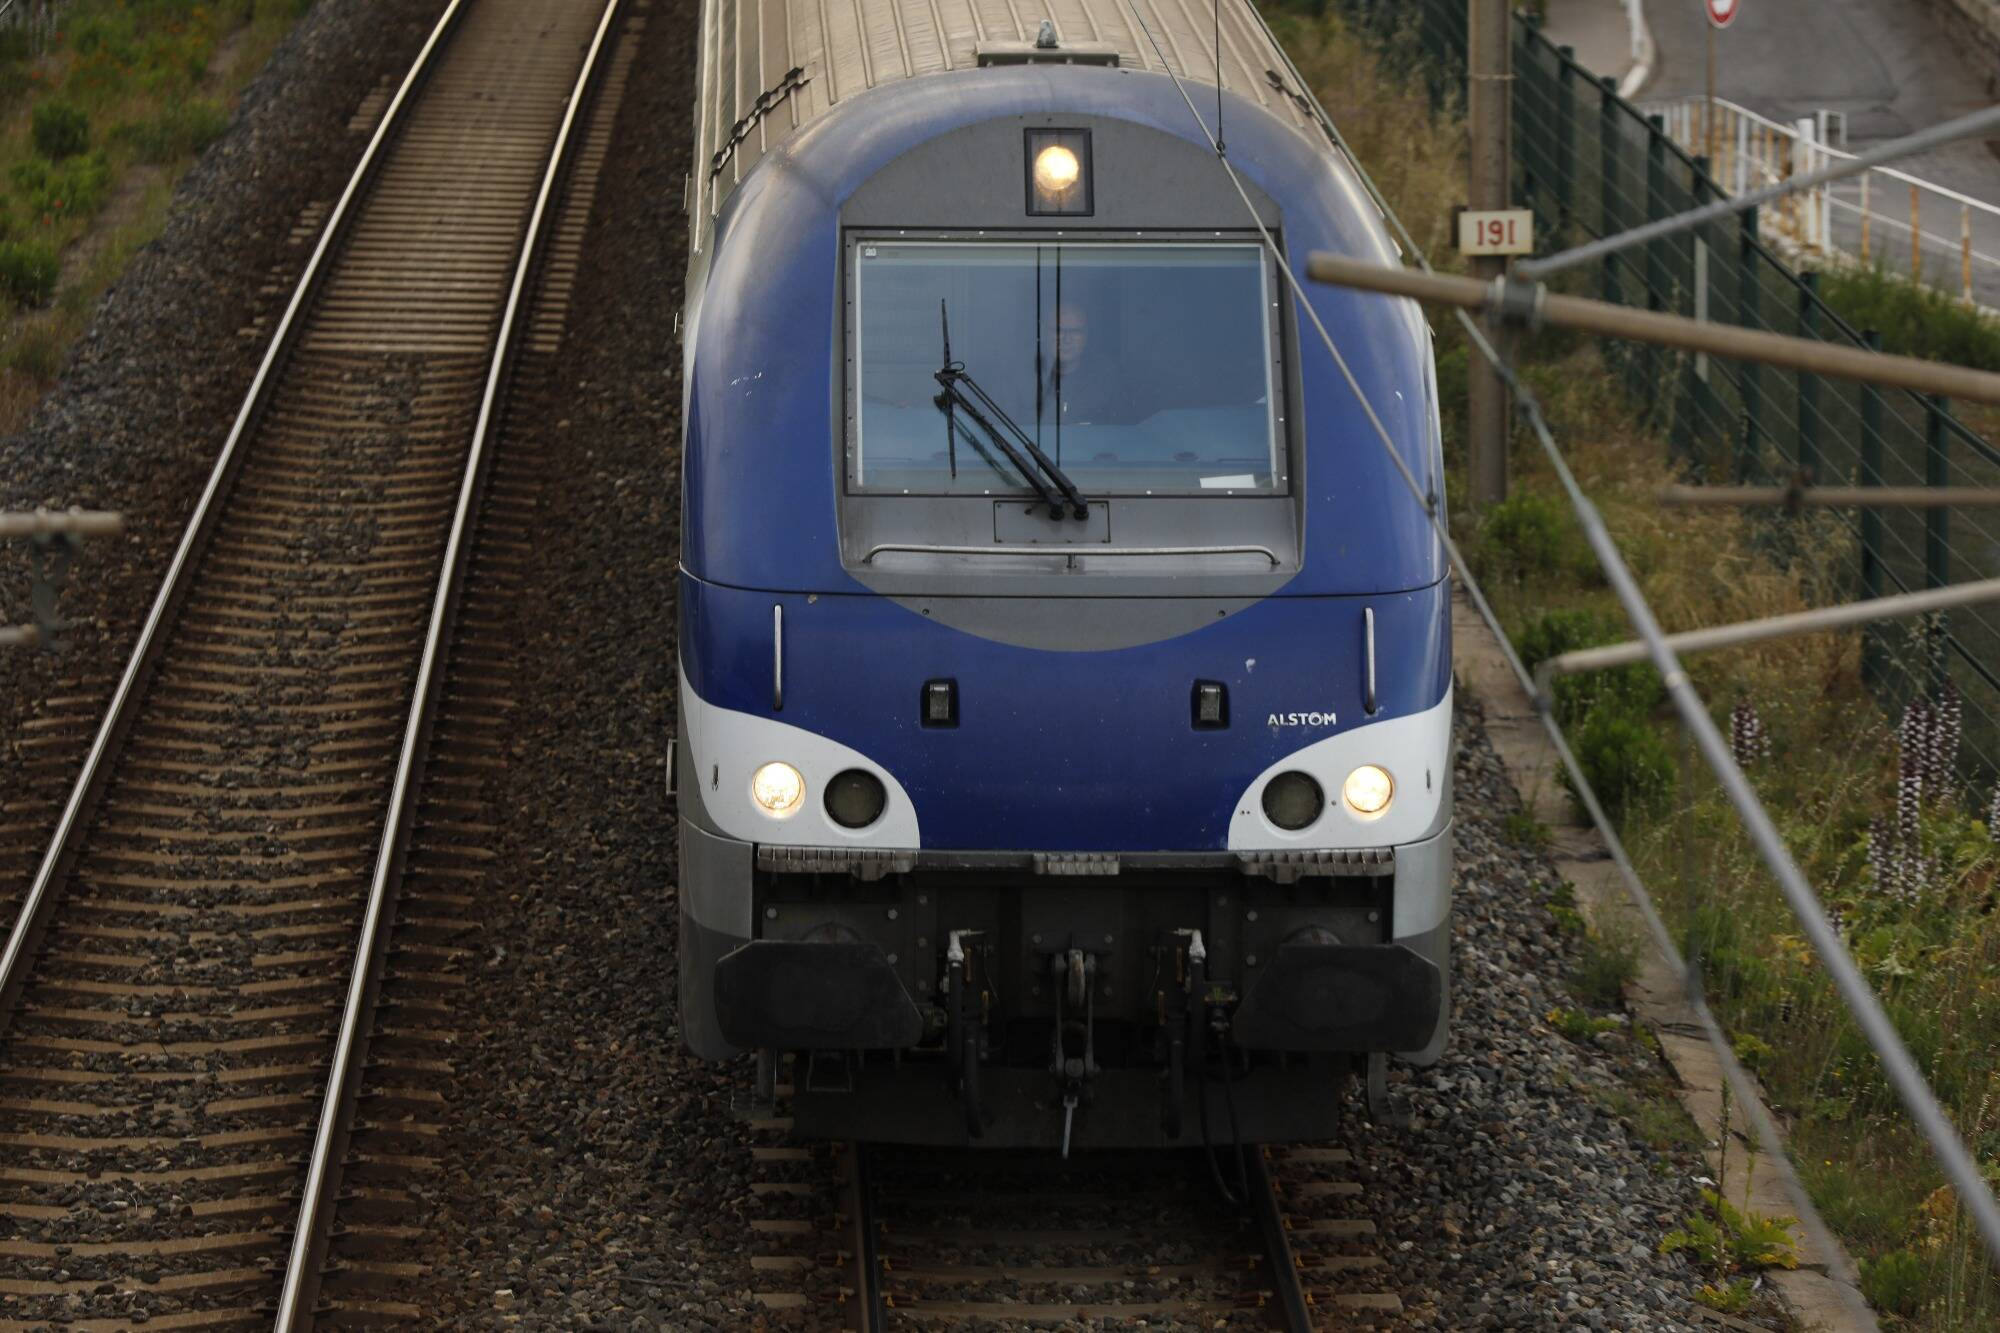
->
xmin=1658 ymin=483 xmax=2000 ymax=508
xmin=1303 ymin=253 xmax=2000 ymax=405
xmin=1517 ymin=101 xmax=2000 ymax=281
xmin=1537 ymin=578 xmax=2000 ymax=685
xmin=0 ymin=509 xmax=123 ymax=539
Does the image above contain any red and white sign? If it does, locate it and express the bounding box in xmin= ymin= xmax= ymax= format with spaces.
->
xmin=1458 ymin=208 xmax=1534 ymax=257
xmin=1707 ymin=0 xmax=1740 ymax=28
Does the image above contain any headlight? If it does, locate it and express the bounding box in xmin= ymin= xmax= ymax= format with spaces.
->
xmin=1342 ymin=764 xmax=1394 ymax=817
xmin=751 ymin=761 xmax=805 ymax=817
xmin=1261 ymin=771 xmax=1324 ymax=831
xmin=1033 ymin=143 xmax=1081 ymax=193
xmin=825 ymin=768 xmax=887 ymax=829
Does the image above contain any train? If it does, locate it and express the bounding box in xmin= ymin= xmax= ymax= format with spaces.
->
xmin=672 ymin=0 xmax=1452 ymax=1151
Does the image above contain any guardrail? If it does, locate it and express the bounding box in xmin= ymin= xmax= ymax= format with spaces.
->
xmin=1646 ymin=93 xmax=2000 ymax=305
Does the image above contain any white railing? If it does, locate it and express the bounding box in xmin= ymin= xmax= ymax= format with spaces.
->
xmin=1643 ymin=94 xmax=2000 ymax=305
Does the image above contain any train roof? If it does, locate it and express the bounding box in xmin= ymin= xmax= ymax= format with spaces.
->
xmin=694 ymin=0 xmax=1317 ymax=227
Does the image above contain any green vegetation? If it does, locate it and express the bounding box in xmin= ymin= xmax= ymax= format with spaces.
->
xmin=1573 ymin=926 xmax=1641 ymax=1009
xmin=1817 ymin=263 xmax=2000 ymax=373
xmin=0 ymin=0 xmax=315 ymax=428
xmin=1662 ymin=1188 xmax=1802 ymax=1280
xmin=1272 ymin=6 xmax=2000 ymax=1327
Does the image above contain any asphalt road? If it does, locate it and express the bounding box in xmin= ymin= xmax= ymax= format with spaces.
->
xmin=1641 ymin=0 xmax=2000 ymax=302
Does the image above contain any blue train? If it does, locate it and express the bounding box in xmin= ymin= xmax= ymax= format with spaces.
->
xmin=673 ymin=0 xmax=1451 ymax=1149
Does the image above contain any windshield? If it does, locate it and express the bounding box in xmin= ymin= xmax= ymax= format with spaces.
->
xmin=850 ymin=240 xmax=1283 ymax=496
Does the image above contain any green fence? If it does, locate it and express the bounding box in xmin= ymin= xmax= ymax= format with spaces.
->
xmin=1329 ymin=0 xmax=2000 ymax=778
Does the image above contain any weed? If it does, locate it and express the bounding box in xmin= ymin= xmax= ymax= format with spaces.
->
xmin=1661 ymin=1189 xmax=1801 ymax=1276
xmin=1732 ymin=1032 xmax=1776 ymax=1073
xmin=1502 ymin=807 xmax=1550 ymax=850
xmin=30 ymin=100 xmax=88 ymax=159
xmin=1546 ymin=878 xmax=1586 ymax=936
xmin=1692 ymin=1279 xmax=1755 ymax=1314
xmin=1860 ymin=1249 xmax=1928 ymax=1319
xmin=0 ymin=239 xmax=58 ymax=306
xmin=1573 ymin=928 xmax=1639 ymax=1008
xmin=1546 ymin=1006 xmax=1622 ymax=1043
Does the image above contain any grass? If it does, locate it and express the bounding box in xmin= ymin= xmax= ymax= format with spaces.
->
xmin=1270 ymin=6 xmax=2000 ymax=1328
xmin=0 ymin=0 xmax=313 ymax=433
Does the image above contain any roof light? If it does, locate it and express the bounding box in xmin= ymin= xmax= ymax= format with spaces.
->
xmin=1026 ymin=129 xmax=1092 ymax=216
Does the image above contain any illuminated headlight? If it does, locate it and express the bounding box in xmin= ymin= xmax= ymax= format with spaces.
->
xmin=1025 ymin=129 xmax=1091 ymax=215
xmin=1342 ymin=764 xmax=1394 ymax=817
xmin=1261 ymin=771 xmax=1324 ymax=831
xmin=1033 ymin=144 xmax=1080 ymax=194
xmin=751 ymin=761 xmax=805 ymax=817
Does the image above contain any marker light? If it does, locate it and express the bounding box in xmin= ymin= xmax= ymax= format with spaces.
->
xmin=751 ymin=761 xmax=805 ymax=817
xmin=1025 ymin=129 xmax=1092 ymax=215
xmin=1262 ymin=771 xmax=1324 ymax=831
xmin=825 ymin=769 xmax=888 ymax=829
xmin=1342 ymin=764 xmax=1394 ymax=817
xmin=1033 ymin=144 xmax=1081 ymax=194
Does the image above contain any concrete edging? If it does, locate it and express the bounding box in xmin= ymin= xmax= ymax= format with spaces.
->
xmin=1450 ymin=585 xmax=1877 ymax=1333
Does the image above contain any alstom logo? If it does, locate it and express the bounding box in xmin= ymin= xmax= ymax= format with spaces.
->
xmin=1267 ymin=710 xmax=1337 ymax=728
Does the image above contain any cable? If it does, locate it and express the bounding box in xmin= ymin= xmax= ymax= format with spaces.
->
xmin=1122 ymin=0 xmax=2000 ymax=1279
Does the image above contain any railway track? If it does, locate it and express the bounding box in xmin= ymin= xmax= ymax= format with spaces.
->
xmin=749 ymin=1083 xmax=1404 ymax=1329
xmin=0 ymin=0 xmax=632 ymax=1324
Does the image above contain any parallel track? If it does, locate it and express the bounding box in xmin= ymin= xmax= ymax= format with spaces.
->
xmin=0 ymin=0 xmax=626 ymax=1324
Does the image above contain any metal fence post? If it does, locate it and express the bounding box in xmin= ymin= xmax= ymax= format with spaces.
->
xmin=1556 ymin=46 xmax=1575 ymax=227
xmin=1738 ymin=211 xmax=1761 ymax=481
xmin=1860 ymin=330 xmax=1885 ymax=689
xmin=1925 ymin=393 xmax=1951 ymax=695
xmin=1798 ymin=272 xmax=1821 ymax=482
xmin=1600 ymin=76 xmax=1621 ymax=306
xmin=1645 ymin=115 xmax=1668 ymax=410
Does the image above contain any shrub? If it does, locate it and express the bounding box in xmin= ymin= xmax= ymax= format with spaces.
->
xmin=125 ymin=99 xmax=229 ymax=163
xmin=12 ymin=152 xmax=111 ymax=224
xmin=5 ymin=321 xmax=66 ymax=380
xmin=1819 ymin=263 xmax=2000 ymax=373
xmin=0 ymin=239 xmax=59 ymax=306
xmin=1514 ymin=607 xmax=1665 ymax=725
xmin=30 ymin=102 xmax=90 ymax=161
xmin=1859 ymin=1248 xmax=1927 ymax=1318
xmin=1566 ymin=707 xmax=1675 ymax=821
xmin=1474 ymin=490 xmax=1597 ymax=584
xmin=1661 ymin=1189 xmax=1801 ymax=1275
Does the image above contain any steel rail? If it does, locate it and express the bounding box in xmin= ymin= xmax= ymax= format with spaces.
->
xmin=843 ymin=1143 xmax=887 ymax=1333
xmin=1658 ymin=483 xmax=2000 ymax=508
xmin=1245 ymin=1149 xmax=1315 ymax=1332
xmin=272 ymin=0 xmax=629 ymax=1322
xmin=0 ymin=0 xmax=474 ymax=1024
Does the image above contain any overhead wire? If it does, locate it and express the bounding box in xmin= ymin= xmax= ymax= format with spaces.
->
xmin=1118 ymin=0 xmax=2000 ymax=1279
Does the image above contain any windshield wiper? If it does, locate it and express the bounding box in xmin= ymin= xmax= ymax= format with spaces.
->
xmin=934 ymin=301 xmax=1090 ymax=521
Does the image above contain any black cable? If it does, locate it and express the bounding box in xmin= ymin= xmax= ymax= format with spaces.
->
xmin=1196 ymin=1022 xmax=1250 ymax=1207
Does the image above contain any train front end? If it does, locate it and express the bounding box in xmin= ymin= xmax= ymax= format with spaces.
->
xmin=676 ymin=62 xmax=1452 ymax=1148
